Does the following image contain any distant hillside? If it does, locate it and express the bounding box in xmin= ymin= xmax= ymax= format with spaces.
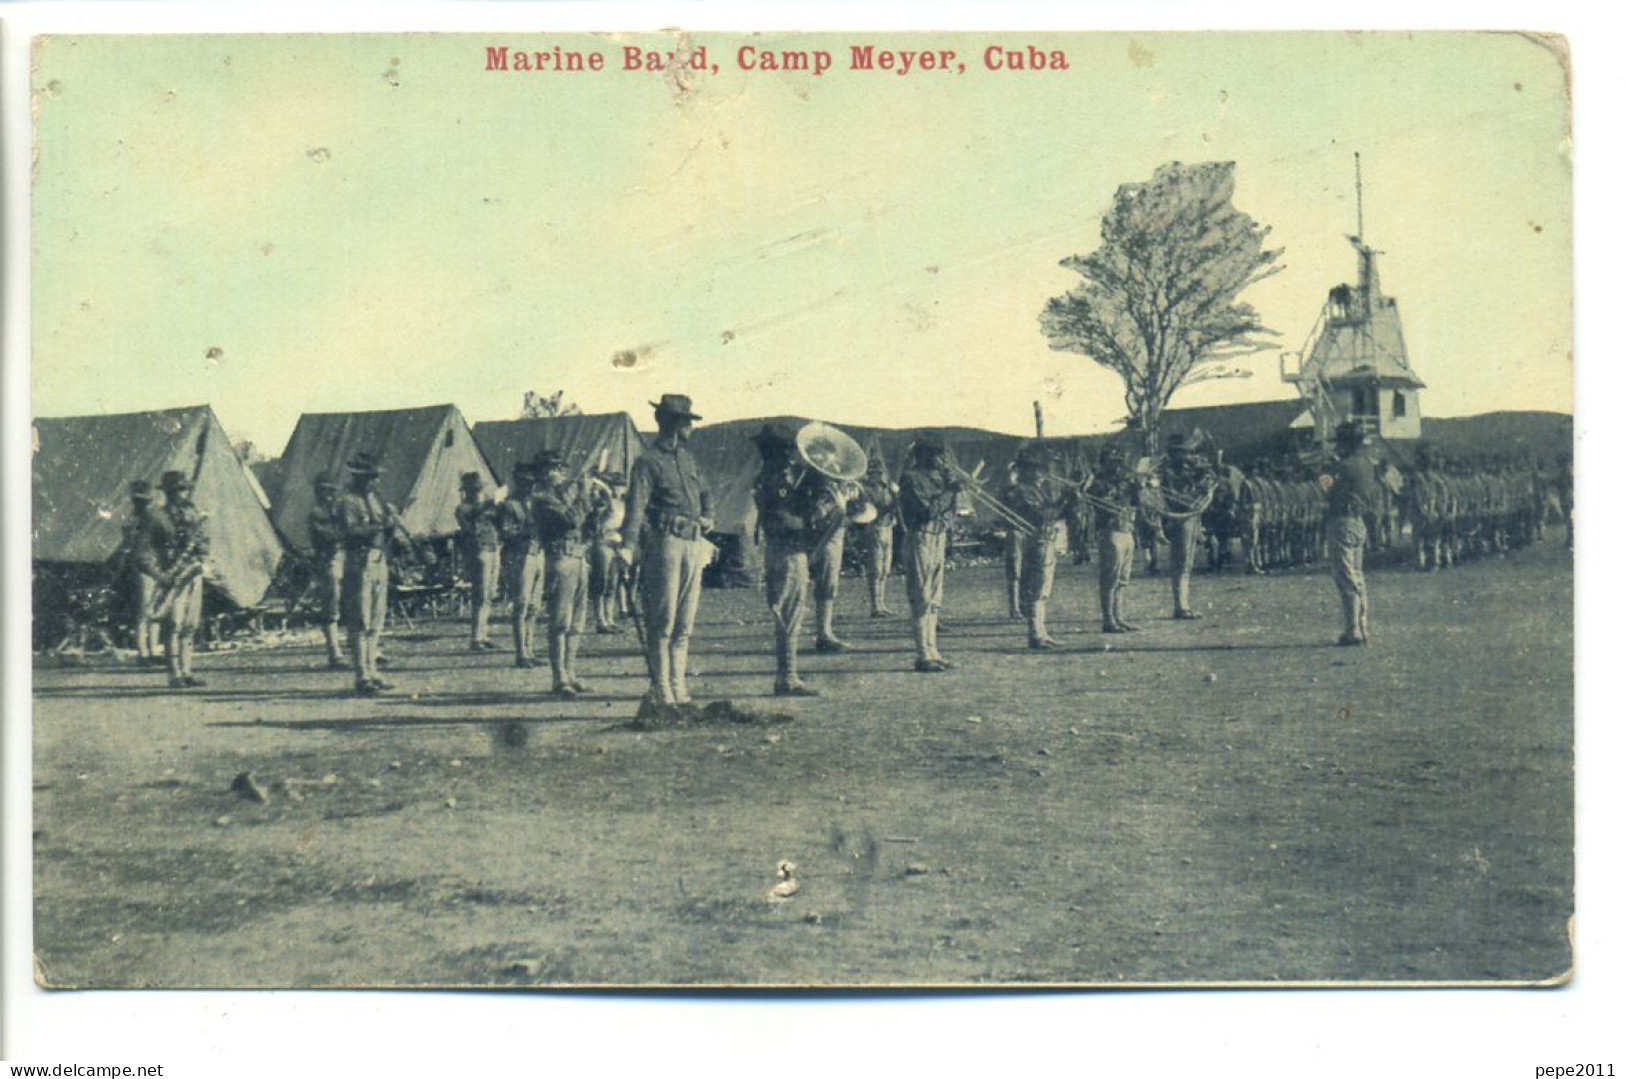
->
xmin=1420 ymin=411 xmax=1572 ymax=461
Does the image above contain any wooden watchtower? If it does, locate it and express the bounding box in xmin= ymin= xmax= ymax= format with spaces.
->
xmin=1282 ymin=155 xmax=1425 ymax=445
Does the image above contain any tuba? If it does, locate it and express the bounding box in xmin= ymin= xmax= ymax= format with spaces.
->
xmin=796 ymin=423 xmax=880 ymax=547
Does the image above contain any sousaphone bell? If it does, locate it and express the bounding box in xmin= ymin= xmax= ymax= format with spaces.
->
xmin=795 ymin=422 xmax=880 ymax=527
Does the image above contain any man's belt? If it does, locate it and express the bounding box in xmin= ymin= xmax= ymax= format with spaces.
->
xmin=544 ymin=538 xmax=588 ymax=558
xmin=650 ymin=514 xmax=704 ymax=541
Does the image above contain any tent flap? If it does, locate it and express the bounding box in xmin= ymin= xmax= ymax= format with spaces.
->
xmin=273 ymin=405 xmax=495 ymax=549
xmin=472 ymin=413 xmax=645 ymax=490
xmin=32 ymin=405 xmax=284 ymax=607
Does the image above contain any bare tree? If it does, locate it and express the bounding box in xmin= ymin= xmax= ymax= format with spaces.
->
xmin=1040 ymin=161 xmax=1283 ymax=451
xmin=521 ymin=390 xmax=582 ymax=419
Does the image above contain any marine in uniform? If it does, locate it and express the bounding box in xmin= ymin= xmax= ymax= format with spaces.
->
xmin=588 ymin=470 xmax=629 ymax=634
xmin=455 ymin=471 xmax=501 ymax=651
xmin=1000 ymin=462 xmax=1026 ymax=622
xmin=117 ymin=479 xmax=164 ymax=666
xmin=898 ymin=436 xmax=961 ymax=672
xmin=1321 ymin=422 xmax=1384 ymax=646
xmin=337 ymin=453 xmax=405 ymax=694
xmin=623 ymin=394 xmax=713 ymax=706
xmin=1085 ymin=448 xmax=1142 ymax=633
xmin=307 ymin=472 xmax=349 ymax=667
xmin=859 ymin=455 xmax=899 ymax=618
xmin=153 ymin=470 xmax=210 ymax=689
xmin=1159 ymin=434 xmax=1215 ymax=620
xmin=1556 ymin=451 xmax=1573 ymax=551
xmin=1237 ymin=466 xmax=1266 ymax=574
xmin=532 ymin=451 xmax=593 ymax=698
xmin=753 ymin=423 xmax=821 ymax=697
xmin=498 ymin=462 xmax=545 ymax=668
xmin=1003 ymin=444 xmax=1074 ymax=649
xmin=1409 ymin=448 xmax=1446 ymax=572
xmin=810 ymin=471 xmax=853 ymax=653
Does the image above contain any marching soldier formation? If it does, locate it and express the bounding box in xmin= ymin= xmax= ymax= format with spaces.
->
xmin=103 ymin=393 xmax=1569 ymax=705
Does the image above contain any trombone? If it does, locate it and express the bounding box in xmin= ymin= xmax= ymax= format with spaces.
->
xmin=945 ymin=460 xmax=1036 ymax=537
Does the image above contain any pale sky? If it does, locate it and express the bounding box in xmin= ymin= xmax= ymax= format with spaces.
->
xmin=31 ymin=31 xmax=1572 ymax=452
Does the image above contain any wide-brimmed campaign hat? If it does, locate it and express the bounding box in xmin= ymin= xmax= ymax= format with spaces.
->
xmin=314 ymin=471 xmax=339 ymax=491
xmin=159 ymin=470 xmax=192 ymax=492
xmin=130 ymin=479 xmax=156 ymax=502
xmin=650 ymin=394 xmax=701 ymax=421
xmin=459 ymin=471 xmax=486 ymax=490
xmin=751 ymin=422 xmax=798 ymax=450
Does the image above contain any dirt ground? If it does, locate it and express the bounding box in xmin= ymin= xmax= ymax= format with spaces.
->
xmin=32 ymin=537 xmax=1573 ymax=988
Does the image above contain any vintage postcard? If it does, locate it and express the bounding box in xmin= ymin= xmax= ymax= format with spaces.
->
xmin=27 ymin=30 xmax=1572 ymax=989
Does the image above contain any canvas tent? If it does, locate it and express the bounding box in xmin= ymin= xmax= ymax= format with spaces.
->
xmin=31 ymin=404 xmax=285 ymax=608
xmin=472 ymin=412 xmax=645 ymax=488
xmin=249 ymin=458 xmax=283 ymax=509
xmin=273 ymin=404 xmax=495 ymax=552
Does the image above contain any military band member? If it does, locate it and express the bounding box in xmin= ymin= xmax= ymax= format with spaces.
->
xmin=1086 ymin=448 xmax=1142 ymax=634
xmin=588 ymin=470 xmax=629 ymax=634
xmin=753 ymin=423 xmax=821 ymax=697
xmin=450 ymin=471 xmax=498 ymax=650
xmin=898 ymin=436 xmax=960 ymax=672
xmin=858 ymin=455 xmax=899 ymax=618
xmin=623 ymin=394 xmax=713 ymax=707
xmin=1159 ymin=434 xmax=1215 ymax=620
xmin=1557 ymin=451 xmax=1574 ymax=552
xmin=810 ymin=470 xmax=854 ymax=653
xmin=1001 ymin=461 xmax=1026 ymax=622
xmin=308 ymin=472 xmax=349 ymax=667
xmin=152 ymin=470 xmax=209 ymax=689
xmin=1321 ymin=422 xmax=1384 ymax=646
xmin=337 ymin=453 xmax=404 ymax=694
xmin=498 ymin=462 xmax=544 ymax=669
xmin=1003 ymin=445 xmax=1074 ymax=649
xmin=532 ymin=451 xmax=593 ymax=698
xmin=117 ymin=479 xmax=164 ymax=666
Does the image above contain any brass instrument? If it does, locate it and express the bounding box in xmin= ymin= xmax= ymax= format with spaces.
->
xmin=946 ymin=460 xmax=1036 ymax=536
xmin=794 ymin=422 xmax=877 ymax=549
xmin=148 ymin=510 xmax=210 ymax=618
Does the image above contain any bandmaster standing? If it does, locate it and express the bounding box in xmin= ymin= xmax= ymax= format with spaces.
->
xmin=622 ymin=394 xmax=713 ymax=707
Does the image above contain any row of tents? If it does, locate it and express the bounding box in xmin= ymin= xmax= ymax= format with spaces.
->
xmin=40 ymin=396 xmax=1451 ymax=619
